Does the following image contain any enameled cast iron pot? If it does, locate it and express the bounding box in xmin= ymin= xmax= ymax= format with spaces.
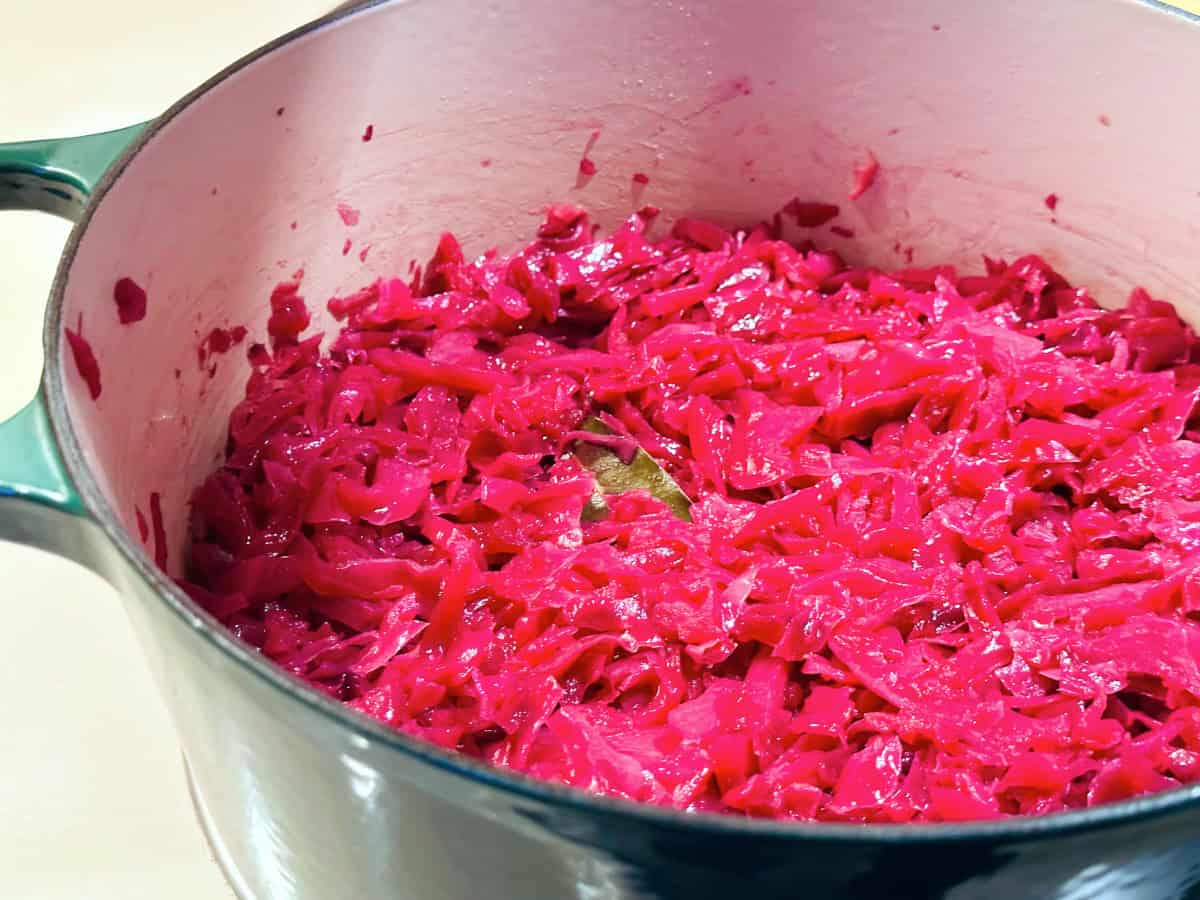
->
xmin=4 ymin=1 xmax=1200 ymax=897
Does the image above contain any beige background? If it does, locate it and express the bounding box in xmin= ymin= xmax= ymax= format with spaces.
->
xmin=0 ymin=5 xmax=329 ymax=898
xmin=3 ymin=1 xmax=1200 ymax=898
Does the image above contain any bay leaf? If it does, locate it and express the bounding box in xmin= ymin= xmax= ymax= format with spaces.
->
xmin=573 ymin=417 xmax=692 ymax=522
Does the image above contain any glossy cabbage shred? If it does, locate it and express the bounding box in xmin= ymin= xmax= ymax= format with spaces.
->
xmin=185 ymin=206 xmax=1200 ymax=822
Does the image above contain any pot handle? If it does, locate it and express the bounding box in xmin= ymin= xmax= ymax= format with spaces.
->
xmin=0 ymin=123 xmax=145 ymax=563
xmin=0 ymin=123 xmax=146 ymax=217
xmin=0 ymin=398 xmax=83 ymax=514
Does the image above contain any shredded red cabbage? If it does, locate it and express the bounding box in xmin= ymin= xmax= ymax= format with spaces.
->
xmin=66 ymin=320 xmax=102 ymax=400
xmin=782 ymin=199 xmax=840 ymax=228
xmin=848 ymin=151 xmax=879 ymax=201
xmin=113 ymin=277 xmax=148 ymax=324
xmin=184 ymin=206 xmax=1200 ymax=822
xmin=150 ymin=490 xmax=168 ymax=570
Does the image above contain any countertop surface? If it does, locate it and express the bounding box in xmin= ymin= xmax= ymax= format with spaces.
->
xmin=4 ymin=2 xmax=1200 ymax=899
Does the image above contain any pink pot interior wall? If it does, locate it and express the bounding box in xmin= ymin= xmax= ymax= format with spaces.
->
xmin=56 ymin=0 xmax=1200 ymax=575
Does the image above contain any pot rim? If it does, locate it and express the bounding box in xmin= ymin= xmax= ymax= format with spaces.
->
xmin=43 ymin=0 xmax=1200 ymax=843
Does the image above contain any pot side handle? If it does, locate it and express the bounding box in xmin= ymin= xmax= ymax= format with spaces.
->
xmin=0 ymin=123 xmax=145 ymax=564
xmin=0 ymin=123 xmax=146 ymax=217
